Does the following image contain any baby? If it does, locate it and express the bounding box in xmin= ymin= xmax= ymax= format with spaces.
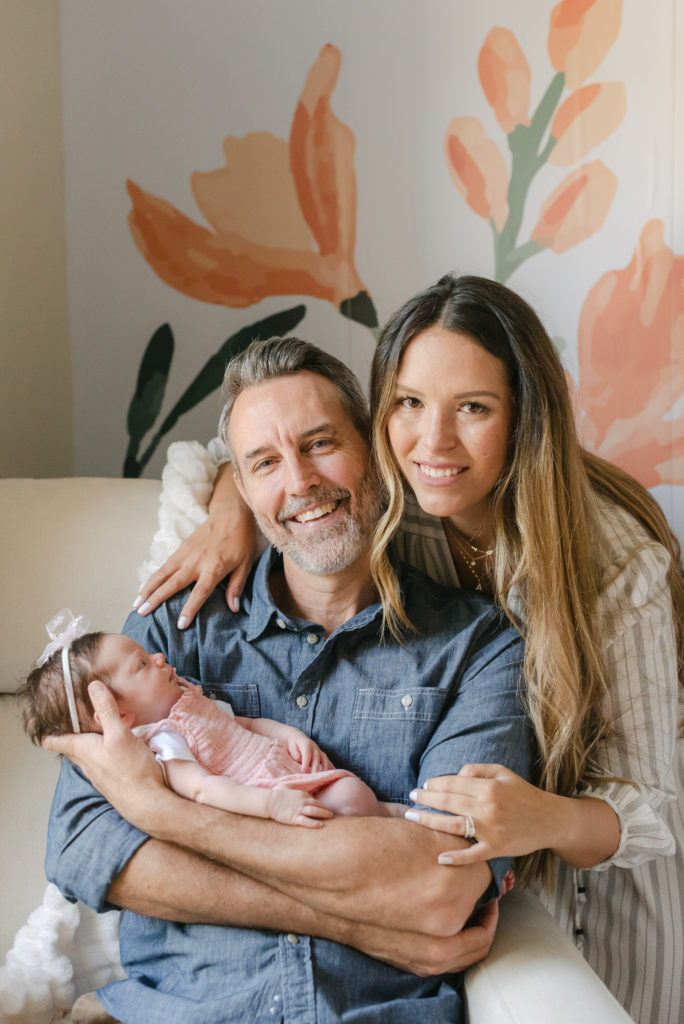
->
xmin=21 ymin=610 xmax=397 ymax=827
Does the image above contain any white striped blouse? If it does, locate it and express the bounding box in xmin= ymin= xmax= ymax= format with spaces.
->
xmin=397 ymin=491 xmax=683 ymax=1024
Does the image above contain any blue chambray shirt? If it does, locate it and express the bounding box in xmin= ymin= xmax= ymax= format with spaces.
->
xmin=46 ymin=548 xmax=535 ymax=1024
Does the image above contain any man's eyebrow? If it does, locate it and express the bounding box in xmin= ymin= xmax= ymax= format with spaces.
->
xmin=243 ymin=423 xmax=336 ymax=462
xmin=243 ymin=443 xmax=271 ymax=462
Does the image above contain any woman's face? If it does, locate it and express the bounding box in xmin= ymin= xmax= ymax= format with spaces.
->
xmin=387 ymin=325 xmax=513 ymax=536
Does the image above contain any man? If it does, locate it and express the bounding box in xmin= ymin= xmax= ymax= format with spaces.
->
xmin=46 ymin=338 xmax=535 ymax=1023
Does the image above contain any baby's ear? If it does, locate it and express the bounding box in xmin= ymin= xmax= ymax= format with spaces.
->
xmin=92 ymin=686 xmax=134 ymax=729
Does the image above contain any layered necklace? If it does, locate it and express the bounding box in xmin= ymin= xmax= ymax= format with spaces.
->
xmin=443 ymin=519 xmax=494 ymax=592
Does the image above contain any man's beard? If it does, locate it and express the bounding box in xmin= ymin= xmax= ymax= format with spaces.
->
xmin=254 ymin=469 xmax=383 ymax=576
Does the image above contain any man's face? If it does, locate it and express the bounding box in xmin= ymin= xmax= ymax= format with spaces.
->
xmin=230 ymin=371 xmax=381 ymax=575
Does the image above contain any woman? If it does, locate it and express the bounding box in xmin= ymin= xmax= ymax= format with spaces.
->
xmin=368 ymin=276 xmax=684 ymax=1024
xmin=137 ymin=275 xmax=684 ymax=1023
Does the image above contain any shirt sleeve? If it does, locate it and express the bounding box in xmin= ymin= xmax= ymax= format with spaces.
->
xmin=417 ymin=614 xmax=535 ymax=899
xmin=45 ymin=758 xmax=149 ymax=912
xmin=580 ymin=538 xmax=678 ymax=869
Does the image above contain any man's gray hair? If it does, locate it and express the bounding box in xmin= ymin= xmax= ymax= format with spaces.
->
xmin=220 ymin=336 xmax=370 ymax=457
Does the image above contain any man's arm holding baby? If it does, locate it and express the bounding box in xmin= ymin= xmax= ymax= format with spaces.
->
xmin=108 ymin=831 xmax=499 ymax=976
xmin=46 ymin=682 xmax=491 ymax=940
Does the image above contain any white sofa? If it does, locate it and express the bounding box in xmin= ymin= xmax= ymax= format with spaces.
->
xmin=0 ymin=476 xmax=632 ymax=1022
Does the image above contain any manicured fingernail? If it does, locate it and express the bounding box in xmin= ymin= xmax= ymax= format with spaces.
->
xmin=137 ymin=601 xmax=150 ymax=615
xmin=132 ymin=595 xmax=142 ymax=609
xmin=438 ymin=854 xmax=454 ymax=865
xmin=177 ymin=616 xmax=187 ymax=630
xmin=409 ymin=790 xmax=419 ymax=802
xmin=422 ymin=781 xmax=430 ymax=790
xmin=234 ymin=597 xmax=240 ymax=612
xmin=405 ymin=811 xmax=420 ymax=822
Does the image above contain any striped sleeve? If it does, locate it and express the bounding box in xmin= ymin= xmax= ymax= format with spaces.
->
xmin=583 ymin=505 xmax=679 ymax=868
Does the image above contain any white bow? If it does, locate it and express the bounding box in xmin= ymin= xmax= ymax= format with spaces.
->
xmin=37 ymin=609 xmax=91 ymax=667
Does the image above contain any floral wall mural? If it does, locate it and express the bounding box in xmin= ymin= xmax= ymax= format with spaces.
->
xmin=444 ymin=3 xmax=623 ymax=283
xmin=123 ymin=44 xmax=377 ymax=476
xmin=59 ymin=0 xmax=684 ymax=541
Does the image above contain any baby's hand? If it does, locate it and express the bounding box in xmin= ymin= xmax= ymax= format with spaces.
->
xmin=268 ymin=784 xmax=334 ymax=827
xmin=287 ymin=732 xmax=333 ymax=772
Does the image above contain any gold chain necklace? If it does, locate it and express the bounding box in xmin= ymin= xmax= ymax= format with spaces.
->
xmin=443 ymin=520 xmax=494 ymax=592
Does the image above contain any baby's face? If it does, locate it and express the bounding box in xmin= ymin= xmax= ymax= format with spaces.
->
xmin=97 ymin=635 xmax=185 ymax=727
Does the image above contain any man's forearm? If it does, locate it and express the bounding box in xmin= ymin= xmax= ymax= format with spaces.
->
xmin=45 ymin=705 xmax=491 ymax=936
xmin=108 ymin=837 xmax=498 ymax=977
xmin=130 ymin=784 xmax=491 ymax=936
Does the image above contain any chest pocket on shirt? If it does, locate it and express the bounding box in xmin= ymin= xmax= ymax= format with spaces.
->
xmin=203 ymin=682 xmax=261 ymax=719
xmin=349 ymin=688 xmax=447 ymax=802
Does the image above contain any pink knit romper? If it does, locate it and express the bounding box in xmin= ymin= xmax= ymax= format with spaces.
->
xmin=144 ymin=683 xmax=354 ymax=793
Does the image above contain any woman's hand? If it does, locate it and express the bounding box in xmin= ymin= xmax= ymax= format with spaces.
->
xmin=407 ymin=764 xmax=560 ymax=865
xmin=135 ymin=466 xmax=258 ymax=627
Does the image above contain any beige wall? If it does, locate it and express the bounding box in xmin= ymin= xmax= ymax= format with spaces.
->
xmin=0 ymin=0 xmax=72 ymax=477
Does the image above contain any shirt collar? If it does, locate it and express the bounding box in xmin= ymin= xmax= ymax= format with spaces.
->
xmin=243 ymin=545 xmax=384 ymax=641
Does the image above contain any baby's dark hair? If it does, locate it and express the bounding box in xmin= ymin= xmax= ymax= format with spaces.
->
xmin=18 ymin=631 xmax=111 ymax=745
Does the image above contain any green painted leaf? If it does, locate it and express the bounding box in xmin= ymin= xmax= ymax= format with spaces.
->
xmin=339 ymin=291 xmax=378 ymax=329
xmin=129 ymin=305 xmax=308 ymax=476
xmin=126 ymin=323 xmax=174 ymax=442
xmin=154 ymin=304 xmax=307 ymax=437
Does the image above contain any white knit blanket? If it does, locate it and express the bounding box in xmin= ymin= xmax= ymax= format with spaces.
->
xmin=0 ymin=441 xmax=215 ymax=1024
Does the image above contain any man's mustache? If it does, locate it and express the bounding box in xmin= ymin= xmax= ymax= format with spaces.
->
xmin=277 ymin=488 xmax=350 ymax=524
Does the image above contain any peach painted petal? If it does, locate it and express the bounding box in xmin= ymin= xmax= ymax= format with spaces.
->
xmin=444 ymin=117 xmax=509 ymax=231
xmin=127 ymin=46 xmax=368 ymax=312
xmin=578 ymin=220 xmax=684 ymax=455
xmin=127 ymin=179 xmax=344 ymax=308
xmin=530 ymin=161 xmax=616 ymax=253
xmin=191 ymin=132 xmax=313 ymax=251
xmin=478 ymin=27 xmax=531 ymax=133
xmin=548 ymin=0 xmax=623 ymax=89
xmin=290 ymin=44 xmax=357 ymax=262
xmin=584 ymin=416 xmax=684 ymax=488
xmin=549 ymin=82 xmax=626 ymax=165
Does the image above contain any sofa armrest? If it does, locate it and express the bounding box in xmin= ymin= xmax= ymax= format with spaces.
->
xmin=464 ymin=890 xmax=633 ymax=1023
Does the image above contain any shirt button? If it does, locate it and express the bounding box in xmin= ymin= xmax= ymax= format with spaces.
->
xmin=296 ymin=695 xmax=309 ymax=709
xmin=306 ymin=632 xmax=319 ymax=645
xmin=401 ymin=694 xmax=413 ymax=708
xmin=286 ymin=933 xmax=300 ymax=945
xmin=209 ymin=692 xmax=217 ymax=700
xmin=276 ymin=618 xmax=287 ymax=629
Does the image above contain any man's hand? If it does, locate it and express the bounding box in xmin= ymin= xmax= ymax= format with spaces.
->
xmin=43 ymin=681 xmax=168 ymax=827
xmin=354 ymin=899 xmax=499 ymax=976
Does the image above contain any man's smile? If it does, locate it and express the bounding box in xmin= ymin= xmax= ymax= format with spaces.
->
xmin=292 ymin=500 xmax=341 ymax=523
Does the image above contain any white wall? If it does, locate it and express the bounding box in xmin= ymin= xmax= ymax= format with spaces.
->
xmin=0 ymin=0 xmax=72 ymax=477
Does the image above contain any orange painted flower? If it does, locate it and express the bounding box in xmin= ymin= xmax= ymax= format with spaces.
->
xmin=478 ymin=27 xmax=531 ymax=134
xmin=530 ymin=160 xmax=616 ymax=253
xmin=444 ymin=117 xmax=509 ymax=231
xmin=549 ymin=82 xmax=626 ymax=165
xmin=127 ymin=45 xmax=373 ymax=320
xmin=548 ymin=0 xmax=623 ymax=90
xmin=577 ymin=220 xmax=684 ymax=486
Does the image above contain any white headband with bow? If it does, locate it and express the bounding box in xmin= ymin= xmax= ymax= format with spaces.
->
xmin=37 ymin=608 xmax=91 ymax=733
